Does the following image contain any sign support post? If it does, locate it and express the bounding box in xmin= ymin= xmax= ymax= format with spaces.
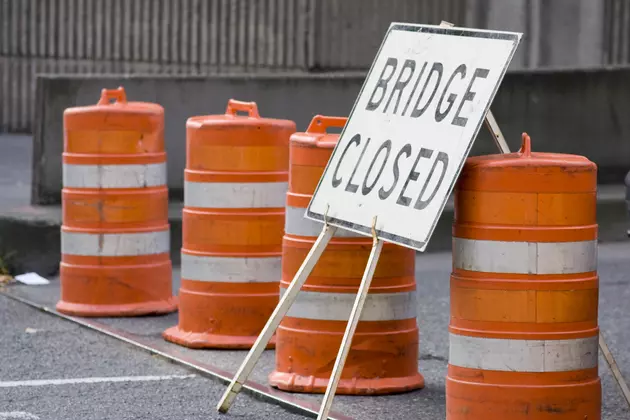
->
xmin=484 ymin=109 xmax=510 ymax=153
xmin=315 ymin=21 xmax=512 ymax=419
xmin=217 ymin=214 xmax=337 ymax=413
xmin=317 ymin=217 xmax=383 ymax=420
xmin=218 ymin=20 xmax=522 ymax=419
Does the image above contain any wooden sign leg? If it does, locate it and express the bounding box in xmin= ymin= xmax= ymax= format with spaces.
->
xmin=317 ymin=218 xmax=384 ymax=420
xmin=600 ymin=332 xmax=630 ymax=408
xmin=217 ymin=222 xmax=338 ymax=413
xmin=483 ymin=110 xmax=511 ymax=153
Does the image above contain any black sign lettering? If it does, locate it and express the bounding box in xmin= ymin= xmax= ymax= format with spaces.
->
xmin=414 ymin=151 xmax=449 ymax=210
xmin=345 ymin=137 xmax=372 ymax=193
xmin=402 ymin=62 xmax=427 ymax=117
xmin=435 ymin=64 xmax=467 ymax=122
xmin=383 ymin=59 xmax=416 ymax=115
xmin=362 ymin=140 xmax=392 ymax=196
xmin=332 ymin=133 xmax=361 ymax=188
xmin=396 ymin=147 xmax=433 ymax=206
xmin=379 ymin=144 xmax=411 ymax=200
xmin=410 ymin=62 xmax=443 ymax=118
xmin=452 ymin=67 xmax=489 ymax=127
xmin=365 ymin=58 xmax=398 ymax=111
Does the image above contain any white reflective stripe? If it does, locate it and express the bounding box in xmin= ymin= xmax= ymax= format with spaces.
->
xmin=449 ymin=333 xmax=598 ymax=372
xmin=181 ymin=253 xmax=281 ymax=283
xmin=63 ymin=163 xmax=167 ymax=188
xmin=61 ymin=230 xmax=169 ymax=256
xmin=285 ymin=206 xmax=364 ymax=238
xmin=281 ymin=288 xmax=417 ymax=321
xmin=184 ymin=181 xmax=287 ymax=208
xmin=453 ymin=238 xmax=597 ymax=274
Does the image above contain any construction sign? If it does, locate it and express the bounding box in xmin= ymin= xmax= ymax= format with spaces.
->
xmin=307 ymin=23 xmax=522 ymax=251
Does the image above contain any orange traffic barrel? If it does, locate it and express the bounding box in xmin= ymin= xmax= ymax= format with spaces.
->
xmin=447 ymin=133 xmax=601 ymax=419
xmin=162 ymin=99 xmax=296 ymax=349
xmin=268 ymin=115 xmax=424 ymax=395
xmin=57 ymin=87 xmax=177 ymax=317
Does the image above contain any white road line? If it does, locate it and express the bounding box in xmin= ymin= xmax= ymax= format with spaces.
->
xmin=0 ymin=374 xmax=196 ymax=388
xmin=0 ymin=412 xmax=40 ymax=420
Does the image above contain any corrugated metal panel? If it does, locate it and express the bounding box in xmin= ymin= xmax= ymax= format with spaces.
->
xmin=3 ymin=0 xmax=629 ymax=68
xmin=604 ymin=0 xmax=630 ymax=65
xmin=0 ymin=0 xmax=320 ymax=132
xmin=312 ymin=0 xmax=466 ymax=70
xmin=0 ymin=57 xmax=36 ymax=133
xmin=0 ymin=0 xmax=471 ymax=69
xmin=2 ymin=0 xmax=629 ymax=133
xmin=467 ymin=0 xmax=612 ymax=70
xmin=0 ymin=0 xmax=315 ymax=70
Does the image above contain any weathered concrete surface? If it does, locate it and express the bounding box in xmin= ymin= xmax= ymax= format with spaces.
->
xmin=33 ymin=68 xmax=630 ymax=205
xmin=0 ymin=135 xmax=60 ymax=276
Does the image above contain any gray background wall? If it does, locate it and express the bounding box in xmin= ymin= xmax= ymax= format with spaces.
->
xmin=32 ymin=68 xmax=630 ymax=204
xmin=3 ymin=0 xmax=630 ymax=133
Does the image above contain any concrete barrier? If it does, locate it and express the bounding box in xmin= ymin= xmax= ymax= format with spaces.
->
xmin=33 ymin=68 xmax=630 ymax=205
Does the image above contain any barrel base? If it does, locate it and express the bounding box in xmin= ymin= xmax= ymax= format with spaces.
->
xmin=162 ymin=326 xmax=276 ymax=350
xmin=58 ymin=259 xmax=176 ymax=317
xmin=56 ymin=297 xmax=178 ymax=317
xmin=446 ymin=376 xmax=602 ymax=420
xmin=268 ymin=371 xmax=424 ymax=395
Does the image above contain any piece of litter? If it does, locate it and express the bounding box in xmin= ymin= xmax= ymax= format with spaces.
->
xmin=25 ymin=328 xmax=37 ymax=334
xmin=14 ymin=273 xmax=50 ymax=285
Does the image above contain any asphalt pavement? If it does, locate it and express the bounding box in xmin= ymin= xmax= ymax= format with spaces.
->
xmin=2 ymin=242 xmax=630 ymax=419
xmin=0 ymin=294 xmax=308 ymax=420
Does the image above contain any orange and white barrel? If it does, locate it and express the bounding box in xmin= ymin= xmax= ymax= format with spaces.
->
xmin=162 ymin=99 xmax=296 ymax=349
xmin=268 ymin=115 xmax=424 ymax=395
xmin=57 ymin=87 xmax=176 ymax=317
xmin=447 ymin=133 xmax=601 ymax=419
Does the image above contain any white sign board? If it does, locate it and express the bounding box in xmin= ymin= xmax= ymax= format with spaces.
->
xmin=306 ymin=23 xmax=522 ymax=251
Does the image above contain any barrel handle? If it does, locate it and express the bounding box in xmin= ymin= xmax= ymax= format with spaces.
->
xmin=305 ymin=115 xmax=347 ymax=134
xmin=519 ymin=132 xmax=532 ymax=158
xmin=97 ymin=87 xmax=127 ymax=105
xmin=225 ymin=99 xmax=260 ymax=118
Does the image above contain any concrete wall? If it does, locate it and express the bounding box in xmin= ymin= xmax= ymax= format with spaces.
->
xmin=32 ymin=73 xmax=363 ymax=204
xmin=4 ymin=0 xmax=630 ymax=133
xmin=3 ymin=0 xmax=624 ymax=71
xmin=32 ymin=68 xmax=630 ymax=205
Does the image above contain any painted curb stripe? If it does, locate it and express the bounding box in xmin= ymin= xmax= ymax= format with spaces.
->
xmin=0 ymin=375 xmax=196 ymax=388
